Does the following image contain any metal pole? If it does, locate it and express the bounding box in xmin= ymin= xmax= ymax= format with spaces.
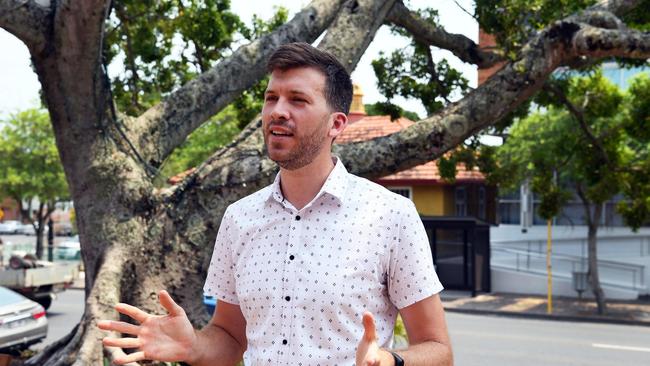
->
xmin=547 ymin=219 xmax=553 ymax=314
xmin=47 ymin=219 xmax=54 ymax=262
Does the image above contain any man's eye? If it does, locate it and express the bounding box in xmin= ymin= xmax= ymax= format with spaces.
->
xmin=292 ymin=98 xmax=306 ymax=103
xmin=265 ymin=96 xmax=277 ymax=102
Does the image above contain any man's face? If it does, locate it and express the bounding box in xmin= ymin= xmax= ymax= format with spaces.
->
xmin=262 ymin=67 xmax=334 ymax=170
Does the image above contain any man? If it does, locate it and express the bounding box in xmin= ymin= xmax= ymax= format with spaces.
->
xmin=99 ymin=42 xmax=452 ymax=366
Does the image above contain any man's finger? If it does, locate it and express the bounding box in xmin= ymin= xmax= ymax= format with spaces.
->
xmin=113 ymin=351 xmax=146 ymax=365
xmin=97 ymin=320 xmax=140 ymax=336
xmin=102 ymin=336 xmax=142 ymax=349
xmin=114 ymin=303 xmax=150 ymax=323
xmin=159 ymin=290 xmax=184 ymax=316
xmin=361 ymin=311 xmax=377 ymax=341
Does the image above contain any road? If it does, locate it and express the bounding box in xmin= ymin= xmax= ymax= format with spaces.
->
xmin=449 ymin=312 xmax=650 ymax=366
xmin=29 ymin=289 xmax=650 ymax=365
xmin=35 ymin=289 xmax=85 ymax=351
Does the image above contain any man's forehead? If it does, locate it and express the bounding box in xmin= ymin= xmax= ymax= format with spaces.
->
xmin=266 ymin=67 xmax=326 ymax=93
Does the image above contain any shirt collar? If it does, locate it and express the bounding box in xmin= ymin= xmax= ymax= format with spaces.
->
xmin=268 ymin=157 xmax=349 ymax=205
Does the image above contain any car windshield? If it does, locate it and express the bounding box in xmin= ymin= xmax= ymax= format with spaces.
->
xmin=0 ymin=287 xmax=26 ymax=306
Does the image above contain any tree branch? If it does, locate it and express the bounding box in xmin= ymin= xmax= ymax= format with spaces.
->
xmin=318 ymin=0 xmax=397 ymax=72
xmin=129 ymin=0 xmax=347 ymax=169
xmin=591 ymin=0 xmax=643 ymax=17
xmin=0 ymin=0 xmax=52 ymax=51
xmin=385 ymin=1 xmax=504 ymax=69
xmin=572 ymin=25 xmax=650 ymax=59
xmin=331 ymin=11 xmax=650 ymax=180
xmin=164 ymin=2 xmax=649 ymax=244
xmin=163 ymin=0 xmax=398 ymax=238
xmin=543 ymin=83 xmax=611 ymax=165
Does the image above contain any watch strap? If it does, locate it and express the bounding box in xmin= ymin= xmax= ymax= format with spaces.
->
xmin=390 ymin=351 xmax=405 ymax=366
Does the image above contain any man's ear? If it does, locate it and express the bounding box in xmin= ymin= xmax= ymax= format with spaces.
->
xmin=329 ymin=112 xmax=348 ymax=139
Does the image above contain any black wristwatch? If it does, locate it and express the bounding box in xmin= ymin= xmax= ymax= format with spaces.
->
xmin=390 ymin=351 xmax=404 ymax=366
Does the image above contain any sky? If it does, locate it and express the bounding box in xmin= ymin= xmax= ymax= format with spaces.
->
xmin=0 ymin=0 xmax=478 ymax=119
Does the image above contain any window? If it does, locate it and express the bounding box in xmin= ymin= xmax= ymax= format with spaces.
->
xmin=478 ymin=186 xmax=486 ymax=220
xmin=388 ymin=187 xmax=412 ymax=200
xmin=455 ymin=187 xmax=467 ymax=216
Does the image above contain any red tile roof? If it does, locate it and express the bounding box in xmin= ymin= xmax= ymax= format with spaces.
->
xmin=336 ymin=115 xmax=485 ymax=183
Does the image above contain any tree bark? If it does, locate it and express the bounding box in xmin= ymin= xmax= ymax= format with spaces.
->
xmin=0 ymin=0 xmax=646 ymax=364
xmin=385 ymin=1 xmax=504 ymax=69
xmin=0 ymin=0 xmax=51 ymax=52
xmin=130 ymin=0 xmax=347 ymax=168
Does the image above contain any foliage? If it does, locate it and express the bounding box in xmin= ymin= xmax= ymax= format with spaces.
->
xmin=494 ymin=70 xmax=650 ymax=226
xmin=156 ymin=105 xmax=242 ymax=185
xmin=105 ymin=0 xmax=246 ymax=116
xmin=393 ymin=314 xmax=408 ymax=346
xmin=364 ymin=102 xmax=420 ymax=121
xmin=105 ymin=0 xmax=286 ymax=118
xmin=616 ymin=74 xmax=650 ymax=228
xmin=372 ymin=8 xmax=469 ymax=118
xmin=104 ymin=1 xmax=288 ymax=182
xmin=0 ymin=108 xmax=69 ymax=207
xmin=475 ymin=0 xmax=597 ymax=59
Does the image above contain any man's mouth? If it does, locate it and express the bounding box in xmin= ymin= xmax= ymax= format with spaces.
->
xmin=269 ymin=124 xmax=294 ymax=137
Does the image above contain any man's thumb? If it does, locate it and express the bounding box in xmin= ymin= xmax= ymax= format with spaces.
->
xmin=361 ymin=311 xmax=377 ymax=341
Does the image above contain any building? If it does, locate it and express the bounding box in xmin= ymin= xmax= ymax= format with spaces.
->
xmin=0 ymin=197 xmax=21 ymax=222
xmin=336 ymin=85 xmax=497 ymax=223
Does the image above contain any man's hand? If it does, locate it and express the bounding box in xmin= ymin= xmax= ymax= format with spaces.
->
xmin=97 ymin=290 xmax=198 ymax=365
xmin=356 ymin=311 xmax=394 ymax=366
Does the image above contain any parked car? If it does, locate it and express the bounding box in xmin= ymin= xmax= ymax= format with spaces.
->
xmin=0 ymin=286 xmax=48 ymax=352
xmin=0 ymin=221 xmax=22 ymax=235
xmin=55 ymin=238 xmax=81 ymax=260
xmin=53 ymin=222 xmax=73 ymax=236
xmin=16 ymin=224 xmax=50 ymax=236
xmin=15 ymin=224 xmax=35 ymax=236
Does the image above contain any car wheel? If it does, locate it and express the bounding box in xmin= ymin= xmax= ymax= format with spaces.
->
xmin=36 ymin=296 xmax=53 ymax=310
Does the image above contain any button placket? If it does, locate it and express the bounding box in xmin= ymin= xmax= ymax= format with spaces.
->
xmin=279 ymin=210 xmax=302 ymax=363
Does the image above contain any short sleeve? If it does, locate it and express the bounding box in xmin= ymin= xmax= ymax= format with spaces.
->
xmin=203 ymin=206 xmax=239 ymax=305
xmin=388 ymin=201 xmax=443 ymax=309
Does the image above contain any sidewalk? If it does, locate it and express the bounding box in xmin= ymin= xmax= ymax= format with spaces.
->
xmin=441 ymin=291 xmax=650 ymax=326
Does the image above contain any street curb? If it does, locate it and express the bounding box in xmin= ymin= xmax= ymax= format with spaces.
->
xmin=445 ymin=307 xmax=650 ymax=327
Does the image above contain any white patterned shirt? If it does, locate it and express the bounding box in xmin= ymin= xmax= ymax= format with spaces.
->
xmin=204 ymin=159 xmax=443 ymax=365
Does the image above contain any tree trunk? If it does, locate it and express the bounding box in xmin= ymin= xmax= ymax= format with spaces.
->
xmin=587 ymin=203 xmax=607 ymax=315
xmin=577 ymin=182 xmax=607 ymax=315
xmin=35 ymin=202 xmax=45 ymax=260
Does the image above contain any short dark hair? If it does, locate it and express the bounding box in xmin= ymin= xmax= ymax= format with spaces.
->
xmin=267 ymin=42 xmax=353 ymax=114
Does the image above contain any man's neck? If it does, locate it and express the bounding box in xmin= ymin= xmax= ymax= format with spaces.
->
xmin=279 ymin=154 xmax=336 ymax=211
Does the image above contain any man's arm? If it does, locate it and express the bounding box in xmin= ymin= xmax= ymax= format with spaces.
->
xmin=356 ymin=294 xmax=452 ymax=366
xmin=390 ymin=294 xmax=452 ymax=365
xmin=98 ymin=291 xmax=246 ymax=365
xmin=187 ymin=300 xmax=247 ymax=366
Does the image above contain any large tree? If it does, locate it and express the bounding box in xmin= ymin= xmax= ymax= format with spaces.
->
xmin=0 ymin=0 xmax=648 ymax=365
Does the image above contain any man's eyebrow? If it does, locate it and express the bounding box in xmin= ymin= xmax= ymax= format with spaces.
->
xmin=288 ymin=90 xmax=312 ymax=97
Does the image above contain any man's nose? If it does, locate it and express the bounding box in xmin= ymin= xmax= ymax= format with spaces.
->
xmin=270 ymin=100 xmax=290 ymax=121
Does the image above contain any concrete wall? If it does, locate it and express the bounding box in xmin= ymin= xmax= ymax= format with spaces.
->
xmin=491 ymin=268 xmax=639 ymax=300
xmin=491 ymin=224 xmax=650 ymax=297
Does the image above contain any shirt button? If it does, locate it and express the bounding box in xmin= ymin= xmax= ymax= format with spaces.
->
xmin=295 ymin=215 xmax=301 ymax=221
xmin=289 ymin=255 xmax=295 ymax=260
xmin=282 ymin=339 xmax=288 ymax=345
xmin=285 ymin=296 xmax=291 ymax=301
